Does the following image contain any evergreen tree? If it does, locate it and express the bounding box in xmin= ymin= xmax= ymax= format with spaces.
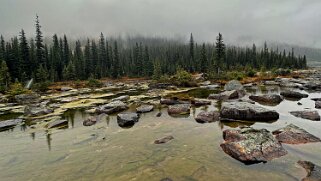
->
xmin=111 ymin=41 xmax=120 ymax=78
xmin=189 ymin=33 xmax=195 ymax=72
xmin=152 ymin=59 xmax=162 ymax=80
xmin=200 ymin=43 xmax=207 ymax=72
xmin=35 ymin=15 xmax=45 ymax=66
xmin=0 ymin=60 xmax=10 ymax=89
xmin=36 ymin=64 xmax=48 ymax=82
xmin=215 ymin=33 xmax=225 ymax=73
xmin=19 ymin=29 xmax=30 ymax=80
xmin=0 ymin=35 xmax=5 ymax=60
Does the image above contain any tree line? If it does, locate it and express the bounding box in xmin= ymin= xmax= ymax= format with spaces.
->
xmin=0 ymin=16 xmax=307 ymax=89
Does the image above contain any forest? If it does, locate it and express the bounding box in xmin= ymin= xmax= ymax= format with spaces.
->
xmin=0 ymin=16 xmax=307 ymax=91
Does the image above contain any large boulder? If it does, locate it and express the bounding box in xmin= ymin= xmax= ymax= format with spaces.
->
xmin=96 ymin=101 xmax=128 ymax=114
xmin=290 ymin=111 xmax=320 ymax=121
xmin=0 ymin=119 xmax=23 ymax=130
xmin=249 ymin=94 xmax=283 ymax=105
xmin=220 ymin=102 xmax=279 ymax=121
xmin=297 ymin=161 xmax=321 ymax=181
xmin=280 ymin=90 xmax=308 ymax=99
xmin=117 ymin=113 xmax=139 ymax=127
xmin=24 ymin=105 xmax=54 ymax=117
xmin=168 ymin=104 xmax=190 ymax=115
xmin=273 ymin=124 xmax=321 ymax=144
xmin=224 ymin=80 xmax=243 ymax=91
xmin=136 ymin=105 xmax=154 ymax=113
xmin=15 ymin=93 xmax=40 ymax=104
xmin=220 ymin=127 xmax=287 ymax=164
xmin=195 ymin=111 xmax=220 ymax=123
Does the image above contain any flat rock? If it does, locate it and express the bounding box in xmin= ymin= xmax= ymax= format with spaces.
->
xmin=61 ymin=87 xmax=73 ymax=91
xmin=136 ymin=105 xmax=154 ymax=113
xmin=195 ymin=111 xmax=220 ymax=123
xmin=168 ymin=104 xmax=190 ymax=115
xmin=154 ymin=135 xmax=174 ymax=144
xmin=47 ymin=119 xmax=68 ymax=129
xmin=0 ymin=119 xmax=23 ymax=130
xmin=220 ymin=127 xmax=287 ymax=164
xmin=224 ymin=80 xmax=243 ymax=91
xmin=191 ymin=99 xmax=211 ymax=106
xmin=298 ymin=161 xmax=321 ymax=181
xmin=15 ymin=93 xmax=40 ymax=104
xmin=220 ymin=102 xmax=279 ymax=121
xmin=249 ymin=94 xmax=283 ymax=105
xmin=290 ymin=111 xmax=320 ymax=121
xmin=112 ymin=95 xmax=130 ymax=102
xmin=272 ymin=124 xmax=321 ymax=144
xmin=96 ymin=101 xmax=128 ymax=114
xmin=160 ymin=98 xmax=183 ymax=105
xmin=24 ymin=105 xmax=54 ymax=117
xmin=117 ymin=113 xmax=139 ymax=127
xmin=280 ymin=91 xmax=308 ymax=99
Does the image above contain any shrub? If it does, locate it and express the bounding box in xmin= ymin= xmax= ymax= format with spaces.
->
xmin=171 ymin=68 xmax=196 ymax=87
xmin=7 ymin=82 xmax=31 ymax=96
xmin=86 ymin=77 xmax=103 ymax=88
xmin=246 ymin=69 xmax=256 ymax=77
xmin=32 ymin=81 xmax=51 ymax=92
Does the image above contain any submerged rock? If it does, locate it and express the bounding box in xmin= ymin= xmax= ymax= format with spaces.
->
xmin=191 ymin=99 xmax=211 ymax=106
xmin=195 ymin=111 xmax=220 ymax=123
xmin=220 ymin=102 xmax=279 ymax=121
xmin=83 ymin=114 xmax=107 ymax=126
xmin=297 ymin=161 xmax=321 ymax=181
xmin=156 ymin=112 xmax=162 ymax=117
xmin=0 ymin=119 xmax=23 ymax=130
xmin=154 ymin=135 xmax=174 ymax=144
xmin=96 ymin=101 xmax=128 ymax=114
xmin=280 ymin=90 xmax=308 ymax=99
xmin=272 ymin=124 xmax=321 ymax=144
xmin=47 ymin=119 xmax=68 ymax=129
xmin=220 ymin=127 xmax=287 ymax=164
xmin=15 ymin=93 xmax=40 ymax=104
xmin=290 ymin=111 xmax=320 ymax=121
xmin=117 ymin=113 xmax=139 ymax=127
xmin=224 ymin=80 xmax=243 ymax=91
xmin=249 ymin=94 xmax=283 ymax=105
xmin=168 ymin=104 xmax=190 ymax=115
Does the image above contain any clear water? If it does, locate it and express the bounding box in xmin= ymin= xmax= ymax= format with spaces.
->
xmin=0 ymin=87 xmax=321 ymax=181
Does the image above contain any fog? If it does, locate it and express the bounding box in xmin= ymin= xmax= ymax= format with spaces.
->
xmin=1 ymin=0 xmax=321 ymax=47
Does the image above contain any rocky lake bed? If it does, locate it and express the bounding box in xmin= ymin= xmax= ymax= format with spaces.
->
xmin=1 ymin=70 xmax=321 ymax=180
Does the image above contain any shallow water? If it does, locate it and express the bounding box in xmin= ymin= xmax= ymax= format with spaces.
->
xmin=0 ymin=87 xmax=321 ymax=181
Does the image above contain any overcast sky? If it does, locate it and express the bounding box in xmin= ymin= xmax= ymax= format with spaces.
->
xmin=0 ymin=0 xmax=320 ymax=48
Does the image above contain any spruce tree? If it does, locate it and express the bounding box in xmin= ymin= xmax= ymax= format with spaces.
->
xmin=215 ymin=33 xmax=225 ymax=73
xmin=0 ymin=60 xmax=10 ymax=89
xmin=35 ymin=15 xmax=45 ymax=66
xmin=19 ymin=29 xmax=30 ymax=80
xmin=111 ymin=41 xmax=120 ymax=78
xmin=189 ymin=33 xmax=195 ymax=72
xmin=200 ymin=43 xmax=207 ymax=73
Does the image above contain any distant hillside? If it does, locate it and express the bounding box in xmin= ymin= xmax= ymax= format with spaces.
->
xmin=268 ymin=42 xmax=321 ymax=67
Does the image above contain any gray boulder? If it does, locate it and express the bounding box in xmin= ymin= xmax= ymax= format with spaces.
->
xmin=191 ymin=99 xmax=211 ymax=106
xmin=112 ymin=95 xmax=130 ymax=102
xmin=96 ymin=101 xmax=128 ymax=114
xmin=208 ymin=90 xmax=245 ymax=100
xmin=290 ymin=110 xmax=320 ymax=121
xmin=168 ymin=104 xmax=190 ymax=115
xmin=136 ymin=105 xmax=154 ymax=113
xmin=280 ymin=90 xmax=308 ymax=99
xmin=249 ymin=94 xmax=283 ymax=105
xmin=224 ymin=80 xmax=243 ymax=91
xmin=220 ymin=127 xmax=287 ymax=164
xmin=220 ymin=102 xmax=279 ymax=121
xmin=195 ymin=111 xmax=220 ymax=123
xmin=117 ymin=113 xmax=139 ymax=127
xmin=272 ymin=124 xmax=320 ymax=144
